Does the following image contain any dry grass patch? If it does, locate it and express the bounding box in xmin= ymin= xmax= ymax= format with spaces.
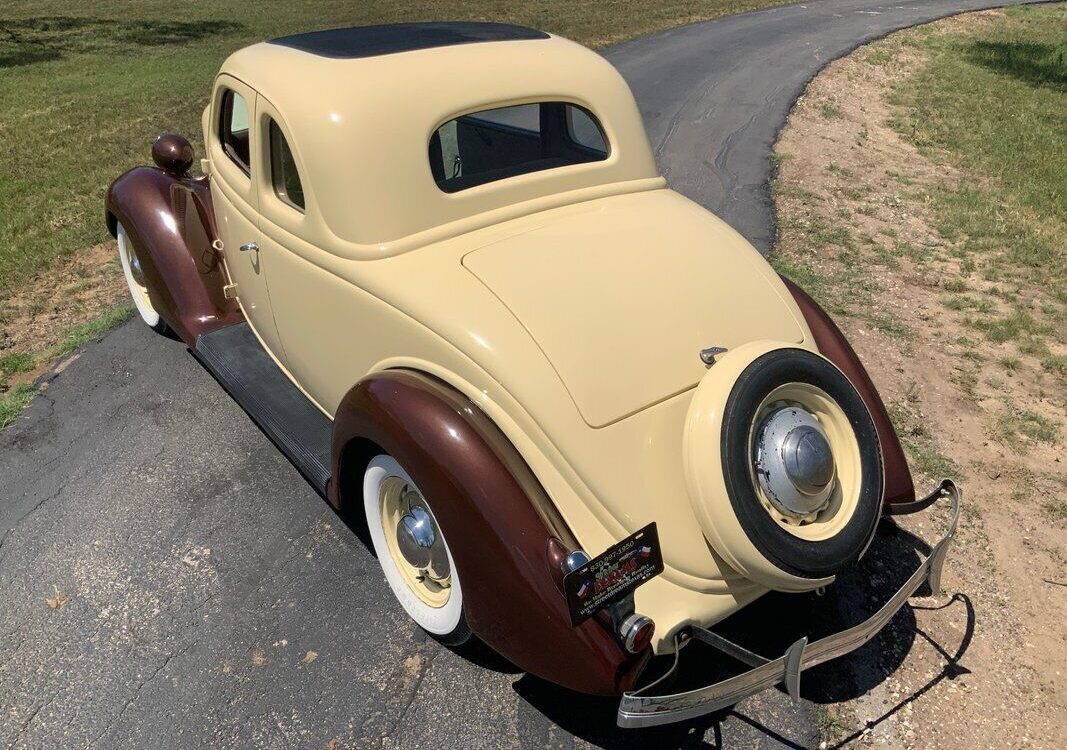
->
xmin=0 ymin=241 xmax=129 ymax=428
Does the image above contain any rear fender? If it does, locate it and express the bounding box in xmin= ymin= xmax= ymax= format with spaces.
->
xmin=105 ymin=166 xmax=241 ymax=345
xmin=780 ymin=276 xmax=915 ymax=505
xmin=329 ymin=369 xmax=649 ymax=695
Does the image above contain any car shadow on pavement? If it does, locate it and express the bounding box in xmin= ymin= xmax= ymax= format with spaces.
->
xmin=334 ymin=502 xmax=378 ymax=559
xmin=511 ymin=517 xmax=975 ymax=749
xmin=451 ymin=635 xmax=525 ymax=676
xmin=824 ymin=593 xmax=975 ymax=750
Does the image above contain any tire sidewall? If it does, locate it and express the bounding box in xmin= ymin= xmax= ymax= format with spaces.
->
xmin=721 ymin=349 xmax=883 ymax=579
xmin=363 ymin=454 xmax=467 ymax=640
xmin=116 ymin=223 xmax=166 ymax=333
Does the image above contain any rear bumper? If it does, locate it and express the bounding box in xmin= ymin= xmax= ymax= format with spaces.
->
xmin=617 ymin=480 xmax=959 ymax=728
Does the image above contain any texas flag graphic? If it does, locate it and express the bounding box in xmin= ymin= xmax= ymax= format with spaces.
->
xmin=621 ymin=545 xmax=654 ymax=563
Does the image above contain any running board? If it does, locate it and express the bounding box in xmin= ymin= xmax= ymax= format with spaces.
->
xmin=193 ymin=323 xmax=332 ymax=496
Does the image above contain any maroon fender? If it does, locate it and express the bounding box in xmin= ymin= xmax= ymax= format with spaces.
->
xmin=780 ymin=276 xmax=916 ymax=505
xmin=329 ymin=370 xmax=650 ymax=696
xmin=104 ymin=140 xmax=241 ymax=346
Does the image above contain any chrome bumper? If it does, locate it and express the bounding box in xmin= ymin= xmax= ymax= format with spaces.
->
xmin=617 ymin=480 xmax=960 ymax=729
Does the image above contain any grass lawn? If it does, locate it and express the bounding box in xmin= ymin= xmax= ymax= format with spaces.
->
xmin=888 ymin=5 xmax=1066 ymax=288
xmin=774 ymin=4 xmax=1065 ymax=359
xmin=0 ymin=0 xmax=793 ymax=296
xmin=886 ymin=5 xmax=1066 ymax=369
xmin=0 ymin=302 xmax=133 ymax=430
xmin=770 ymin=12 xmax=1066 ymax=741
xmin=772 ymin=4 xmax=1065 ymax=502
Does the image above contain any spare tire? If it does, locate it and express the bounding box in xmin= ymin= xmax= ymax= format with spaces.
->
xmin=684 ymin=342 xmax=883 ymax=591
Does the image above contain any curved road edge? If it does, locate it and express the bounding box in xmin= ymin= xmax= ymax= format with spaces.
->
xmin=603 ymin=0 xmax=1047 ymax=253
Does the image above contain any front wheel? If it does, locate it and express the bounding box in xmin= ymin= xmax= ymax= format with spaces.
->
xmin=363 ymin=454 xmax=470 ymax=645
xmin=116 ymin=222 xmax=169 ymax=335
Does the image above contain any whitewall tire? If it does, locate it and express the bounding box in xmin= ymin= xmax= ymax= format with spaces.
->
xmin=116 ymin=222 xmax=168 ymax=334
xmin=363 ymin=454 xmax=470 ymax=644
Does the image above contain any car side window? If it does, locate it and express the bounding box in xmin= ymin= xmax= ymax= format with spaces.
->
xmin=268 ymin=119 xmax=305 ymax=211
xmin=428 ymin=102 xmax=609 ymax=193
xmin=219 ymin=89 xmax=251 ymax=174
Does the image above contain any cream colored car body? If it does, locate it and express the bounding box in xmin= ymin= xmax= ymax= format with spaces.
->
xmin=204 ymin=33 xmax=818 ymax=651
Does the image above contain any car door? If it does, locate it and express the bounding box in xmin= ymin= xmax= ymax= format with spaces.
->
xmin=255 ymin=98 xmax=415 ymax=417
xmin=251 ymin=97 xmax=348 ymax=415
xmin=208 ymin=75 xmax=286 ymax=360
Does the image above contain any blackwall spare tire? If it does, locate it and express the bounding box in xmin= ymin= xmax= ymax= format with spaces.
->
xmin=684 ymin=341 xmax=883 ymax=591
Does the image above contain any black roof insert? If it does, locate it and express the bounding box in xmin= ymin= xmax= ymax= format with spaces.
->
xmin=269 ymin=21 xmax=549 ymax=59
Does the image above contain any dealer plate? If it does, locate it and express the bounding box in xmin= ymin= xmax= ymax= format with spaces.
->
xmin=563 ymin=523 xmax=664 ymax=626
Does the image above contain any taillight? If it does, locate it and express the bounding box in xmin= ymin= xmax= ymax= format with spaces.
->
xmin=619 ymin=613 xmax=655 ymax=653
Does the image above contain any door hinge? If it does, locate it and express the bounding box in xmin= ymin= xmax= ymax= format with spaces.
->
xmin=223 ymin=283 xmax=238 ymax=299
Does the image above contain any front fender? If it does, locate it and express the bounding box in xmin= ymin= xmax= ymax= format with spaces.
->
xmin=105 ymin=166 xmax=241 ymax=345
xmin=329 ymin=369 xmax=649 ymax=695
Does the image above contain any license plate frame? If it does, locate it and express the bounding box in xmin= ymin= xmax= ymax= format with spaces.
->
xmin=563 ymin=523 xmax=664 ymax=626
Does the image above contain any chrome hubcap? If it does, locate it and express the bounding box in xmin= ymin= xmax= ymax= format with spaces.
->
xmin=395 ymin=488 xmax=450 ymax=583
xmin=754 ymin=406 xmax=836 ymax=521
xmin=782 ymin=425 xmax=834 ymax=494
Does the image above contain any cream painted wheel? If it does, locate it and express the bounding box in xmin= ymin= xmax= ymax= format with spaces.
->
xmin=749 ymin=382 xmax=863 ymax=542
xmin=363 ymin=455 xmax=468 ymax=642
xmin=116 ymin=223 xmax=166 ymax=333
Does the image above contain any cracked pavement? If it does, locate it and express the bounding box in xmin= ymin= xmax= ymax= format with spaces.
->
xmin=0 ymin=1 xmax=1042 ymax=747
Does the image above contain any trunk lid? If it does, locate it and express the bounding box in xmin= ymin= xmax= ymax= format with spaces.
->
xmin=462 ymin=190 xmax=805 ymax=427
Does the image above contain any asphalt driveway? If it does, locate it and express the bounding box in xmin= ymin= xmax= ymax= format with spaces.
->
xmin=0 ymin=1 xmax=1040 ymax=747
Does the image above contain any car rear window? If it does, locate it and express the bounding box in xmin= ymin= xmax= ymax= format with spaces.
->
xmin=428 ymin=102 xmax=608 ymax=193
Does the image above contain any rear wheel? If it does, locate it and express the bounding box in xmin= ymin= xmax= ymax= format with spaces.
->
xmin=116 ymin=222 xmax=168 ymax=335
xmin=363 ymin=454 xmax=470 ymax=645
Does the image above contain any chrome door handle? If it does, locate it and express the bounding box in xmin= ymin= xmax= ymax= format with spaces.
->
xmin=239 ymin=242 xmax=259 ymax=253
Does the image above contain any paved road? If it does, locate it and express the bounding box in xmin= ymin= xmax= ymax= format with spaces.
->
xmin=0 ymin=1 xmax=1038 ymax=748
xmin=606 ymin=0 xmax=1044 ymax=253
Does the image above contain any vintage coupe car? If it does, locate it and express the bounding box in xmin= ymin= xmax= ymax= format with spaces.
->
xmin=105 ymin=22 xmax=958 ymax=726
